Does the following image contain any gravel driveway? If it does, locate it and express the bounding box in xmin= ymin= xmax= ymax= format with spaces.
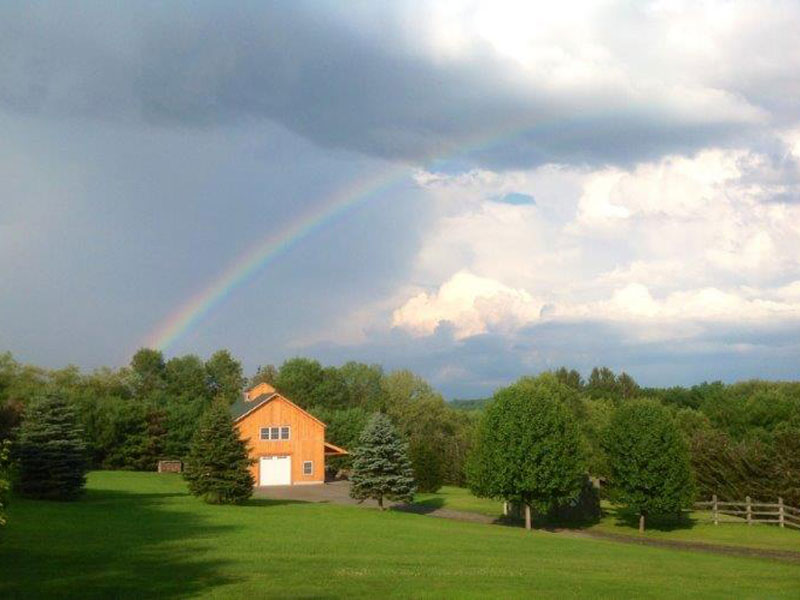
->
xmin=254 ymin=480 xmax=391 ymax=508
xmin=254 ymin=480 xmax=498 ymax=524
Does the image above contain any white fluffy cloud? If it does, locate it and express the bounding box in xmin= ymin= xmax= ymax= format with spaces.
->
xmin=391 ymin=139 xmax=800 ymax=341
xmin=392 ymin=271 xmax=543 ymax=339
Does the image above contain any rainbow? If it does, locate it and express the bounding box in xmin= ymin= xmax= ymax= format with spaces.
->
xmin=142 ymin=117 xmax=542 ymax=352
xmin=143 ymin=163 xmax=412 ymax=351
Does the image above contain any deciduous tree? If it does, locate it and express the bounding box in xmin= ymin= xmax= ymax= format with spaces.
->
xmin=274 ymin=358 xmax=324 ymax=408
xmin=205 ymin=350 xmax=246 ymax=404
xmin=603 ymin=399 xmax=694 ymax=531
xmin=129 ymin=348 xmax=167 ymax=398
xmin=467 ymin=374 xmax=585 ymax=529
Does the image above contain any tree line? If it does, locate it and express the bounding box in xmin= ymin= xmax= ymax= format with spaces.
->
xmin=2 ymin=351 xmax=798 ymax=529
xmin=460 ymin=367 xmax=800 ymax=508
xmin=0 ymin=350 xmax=476 ymax=495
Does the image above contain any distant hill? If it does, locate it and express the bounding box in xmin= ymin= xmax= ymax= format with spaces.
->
xmin=448 ymin=398 xmax=490 ymax=411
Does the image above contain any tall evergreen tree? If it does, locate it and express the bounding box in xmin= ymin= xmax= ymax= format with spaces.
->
xmin=350 ymin=413 xmax=416 ymax=509
xmin=183 ymin=402 xmax=254 ymax=504
xmin=603 ymin=399 xmax=694 ymax=531
xmin=15 ymin=392 xmax=88 ymax=501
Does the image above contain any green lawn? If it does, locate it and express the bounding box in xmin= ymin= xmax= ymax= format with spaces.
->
xmin=1 ymin=472 xmax=798 ymax=599
xmin=412 ymin=486 xmax=800 ymax=554
xmin=415 ymin=485 xmax=505 ymax=517
xmin=591 ymin=503 xmax=800 ymax=553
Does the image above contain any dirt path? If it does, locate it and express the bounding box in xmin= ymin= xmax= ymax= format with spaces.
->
xmin=554 ymin=528 xmax=800 ymax=564
xmin=256 ymin=482 xmax=800 ymax=564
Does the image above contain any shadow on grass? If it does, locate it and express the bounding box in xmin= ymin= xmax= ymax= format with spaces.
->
xmin=401 ymin=497 xmax=446 ymax=515
xmin=497 ymin=512 xmax=603 ymax=531
xmin=0 ymin=486 xmax=237 ymax=599
xmin=244 ymin=497 xmax=310 ymax=508
xmin=604 ymin=505 xmax=695 ymax=532
xmin=499 ymin=506 xmax=694 ymax=533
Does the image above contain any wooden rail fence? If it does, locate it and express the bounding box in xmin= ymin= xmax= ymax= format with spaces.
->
xmin=694 ymin=496 xmax=800 ymax=530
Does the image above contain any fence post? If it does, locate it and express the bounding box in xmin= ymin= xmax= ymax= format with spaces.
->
xmin=503 ymin=501 xmax=509 ymax=516
xmin=524 ymin=504 xmax=532 ymax=531
xmin=746 ymin=496 xmax=752 ymax=525
xmin=712 ymin=494 xmax=718 ymax=526
xmin=779 ymin=497 xmax=784 ymax=529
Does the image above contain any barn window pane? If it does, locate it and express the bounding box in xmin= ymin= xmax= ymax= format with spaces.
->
xmin=271 ymin=427 xmax=280 ymax=440
xmin=260 ymin=427 xmax=269 ymax=440
xmin=281 ymin=426 xmax=290 ymax=440
xmin=303 ymin=461 xmax=313 ymax=475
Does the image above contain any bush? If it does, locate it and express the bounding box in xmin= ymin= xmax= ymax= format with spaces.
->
xmin=0 ymin=440 xmax=11 ymax=526
xmin=690 ymin=425 xmax=800 ymax=505
xmin=546 ymin=475 xmax=601 ymax=524
xmin=15 ymin=393 xmax=89 ymax=501
xmin=409 ymin=439 xmax=444 ymax=493
xmin=183 ymin=402 xmax=254 ymax=504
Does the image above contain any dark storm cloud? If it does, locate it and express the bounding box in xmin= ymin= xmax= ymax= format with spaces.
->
xmin=0 ymin=1 xmax=773 ymax=170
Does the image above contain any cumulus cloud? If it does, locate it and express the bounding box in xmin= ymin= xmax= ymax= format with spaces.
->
xmin=389 ymin=140 xmax=800 ymax=344
xmin=392 ymin=271 xmax=543 ymax=339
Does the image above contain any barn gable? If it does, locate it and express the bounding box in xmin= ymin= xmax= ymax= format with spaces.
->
xmin=233 ymin=386 xmax=344 ymax=486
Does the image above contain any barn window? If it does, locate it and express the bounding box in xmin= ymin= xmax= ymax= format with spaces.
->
xmin=260 ymin=426 xmax=290 ymax=441
xmin=303 ymin=461 xmax=313 ymax=475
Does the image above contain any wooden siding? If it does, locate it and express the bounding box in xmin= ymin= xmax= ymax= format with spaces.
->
xmin=236 ymin=395 xmax=325 ymax=485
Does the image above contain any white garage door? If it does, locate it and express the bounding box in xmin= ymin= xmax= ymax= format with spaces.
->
xmin=259 ymin=455 xmax=291 ymax=486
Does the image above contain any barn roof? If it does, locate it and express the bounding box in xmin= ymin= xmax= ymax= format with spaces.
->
xmin=230 ymin=392 xmax=327 ymax=427
xmin=230 ymin=392 xmax=276 ymax=421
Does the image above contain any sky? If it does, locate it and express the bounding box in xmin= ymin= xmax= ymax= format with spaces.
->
xmin=2 ymin=1 xmax=800 ymax=398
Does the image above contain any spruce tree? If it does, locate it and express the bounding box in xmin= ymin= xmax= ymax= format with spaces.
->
xmin=15 ymin=392 xmax=89 ymax=501
xmin=183 ymin=401 xmax=254 ymax=504
xmin=350 ymin=413 xmax=416 ymax=509
xmin=603 ymin=399 xmax=694 ymax=532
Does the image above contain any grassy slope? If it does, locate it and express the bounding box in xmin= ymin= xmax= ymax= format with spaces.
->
xmin=415 ymin=485 xmax=504 ymax=517
xmin=414 ymin=487 xmax=800 ymax=553
xmin=0 ymin=473 xmax=797 ymax=599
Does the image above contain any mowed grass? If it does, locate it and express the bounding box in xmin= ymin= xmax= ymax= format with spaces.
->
xmin=413 ymin=486 xmax=800 ymax=554
xmin=0 ymin=473 xmax=798 ymax=599
xmin=587 ymin=502 xmax=800 ymax=552
xmin=415 ymin=485 xmax=504 ymax=517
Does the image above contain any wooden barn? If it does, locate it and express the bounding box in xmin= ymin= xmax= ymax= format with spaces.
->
xmin=231 ymin=382 xmax=347 ymax=486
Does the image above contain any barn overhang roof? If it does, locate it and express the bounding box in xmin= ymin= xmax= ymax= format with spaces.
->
xmin=324 ymin=442 xmax=348 ymax=456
